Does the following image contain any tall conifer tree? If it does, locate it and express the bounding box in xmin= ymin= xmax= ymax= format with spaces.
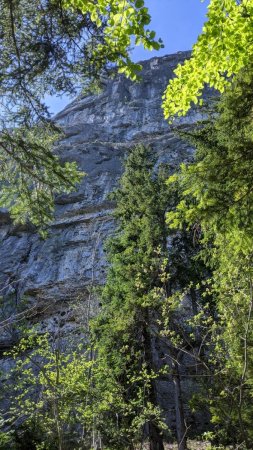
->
xmin=93 ymin=145 xmax=169 ymax=450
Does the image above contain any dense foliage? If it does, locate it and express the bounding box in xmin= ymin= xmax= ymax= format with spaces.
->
xmin=92 ymin=145 xmax=169 ymax=450
xmin=87 ymin=146 xmax=212 ymax=450
xmin=1 ymin=332 xmax=95 ymax=450
xmin=167 ymin=66 xmax=253 ymax=449
xmin=1 ymin=147 xmax=209 ymax=450
xmin=2 ymin=2 xmax=253 ymax=449
xmin=163 ymin=0 xmax=253 ymax=120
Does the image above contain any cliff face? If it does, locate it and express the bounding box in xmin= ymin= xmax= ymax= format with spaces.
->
xmin=0 ymin=51 xmax=199 ymax=332
xmin=0 ymin=51 xmax=209 ymax=432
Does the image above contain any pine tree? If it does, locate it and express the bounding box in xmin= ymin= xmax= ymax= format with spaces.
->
xmin=92 ymin=145 xmax=213 ymax=449
xmin=92 ymin=145 xmax=169 ymax=450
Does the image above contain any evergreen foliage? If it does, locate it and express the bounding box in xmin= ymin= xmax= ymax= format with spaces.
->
xmin=92 ymin=145 xmax=169 ymax=449
xmin=91 ymin=146 xmax=211 ymax=449
xmin=167 ymin=66 xmax=253 ymax=449
xmin=0 ymin=0 xmax=94 ymax=228
xmin=0 ymin=125 xmax=83 ymax=234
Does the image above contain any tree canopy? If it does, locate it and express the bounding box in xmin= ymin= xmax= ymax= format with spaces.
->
xmin=167 ymin=66 xmax=253 ymax=448
xmin=65 ymin=0 xmax=162 ymax=79
xmin=162 ymin=0 xmax=253 ymax=120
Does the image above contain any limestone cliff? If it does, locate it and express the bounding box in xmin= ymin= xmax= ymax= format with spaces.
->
xmin=0 ymin=51 xmax=200 ymax=334
xmin=0 ymin=50 xmax=211 ymax=433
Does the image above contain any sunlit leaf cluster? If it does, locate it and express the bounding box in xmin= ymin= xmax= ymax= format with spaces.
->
xmin=166 ymin=67 xmax=253 ymax=447
xmin=163 ymin=0 xmax=253 ymax=120
xmin=65 ymin=0 xmax=163 ymax=80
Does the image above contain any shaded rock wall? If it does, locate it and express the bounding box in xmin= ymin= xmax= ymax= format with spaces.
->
xmin=0 ymin=51 xmax=199 ymax=326
xmin=0 ymin=51 xmax=209 ymax=432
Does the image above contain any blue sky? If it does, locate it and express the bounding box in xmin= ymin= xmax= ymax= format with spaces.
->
xmin=132 ymin=0 xmax=207 ymax=60
xmin=47 ymin=0 xmax=208 ymax=114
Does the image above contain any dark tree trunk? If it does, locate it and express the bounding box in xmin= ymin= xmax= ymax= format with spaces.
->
xmin=142 ymin=311 xmax=165 ymax=450
xmin=172 ymin=362 xmax=187 ymax=450
xmin=149 ymin=422 xmax=164 ymax=450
